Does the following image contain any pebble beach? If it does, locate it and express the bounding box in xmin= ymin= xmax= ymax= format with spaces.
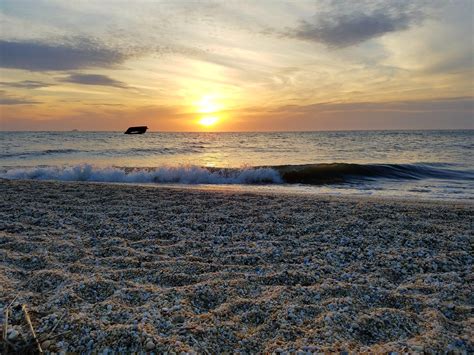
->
xmin=1 ymin=179 xmax=473 ymax=353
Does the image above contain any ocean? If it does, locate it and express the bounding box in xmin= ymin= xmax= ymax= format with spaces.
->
xmin=1 ymin=130 xmax=473 ymax=200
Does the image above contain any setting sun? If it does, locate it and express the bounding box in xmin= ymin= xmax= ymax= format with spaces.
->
xmin=196 ymin=95 xmax=222 ymax=128
xmin=197 ymin=95 xmax=221 ymax=113
xmin=199 ymin=116 xmax=219 ymax=127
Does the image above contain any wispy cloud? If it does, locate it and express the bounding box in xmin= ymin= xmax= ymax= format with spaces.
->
xmin=236 ymin=96 xmax=474 ymax=131
xmin=0 ymin=90 xmax=41 ymax=105
xmin=61 ymin=74 xmax=128 ymax=88
xmin=0 ymin=38 xmax=128 ymax=71
xmin=285 ymin=3 xmax=424 ymax=48
xmin=275 ymin=97 xmax=474 ymax=114
xmin=0 ymin=80 xmax=53 ymax=89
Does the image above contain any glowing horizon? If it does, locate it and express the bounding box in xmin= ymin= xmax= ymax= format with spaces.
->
xmin=0 ymin=0 xmax=473 ymax=131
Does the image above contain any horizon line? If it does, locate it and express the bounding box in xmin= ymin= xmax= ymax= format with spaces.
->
xmin=1 ymin=128 xmax=473 ymax=133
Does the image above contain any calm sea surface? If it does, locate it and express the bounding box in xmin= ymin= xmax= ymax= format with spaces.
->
xmin=1 ymin=130 xmax=473 ymax=200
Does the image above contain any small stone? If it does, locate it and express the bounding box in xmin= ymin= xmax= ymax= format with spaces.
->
xmin=412 ymin=345 xmax=424 ymax=352
xmin=173 ymin=315 xmax=185 ymax=323
xmin=42 ymin=340 xmax=52 ymax=349
xmin=146 ymin=340 xmax=155 ymax=350
xmin=8 ymin=329 xmax=19 ymax=340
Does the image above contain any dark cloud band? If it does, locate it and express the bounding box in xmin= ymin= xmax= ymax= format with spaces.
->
xmin=61 ymin=74 xmax=127 ymax=88
xmin=0 ymin=39 xmax=127 ymax=71
xmin=286 ymin=5 xmax=423 ymax=48
xmin=0 ymin=90 xmax=41 ymax=105
xmin=0 ymin=80 xmax=53 ymax=89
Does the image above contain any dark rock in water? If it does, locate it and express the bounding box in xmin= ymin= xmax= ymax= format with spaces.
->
xmin=124 ymin=126 xmax=148 ymax=134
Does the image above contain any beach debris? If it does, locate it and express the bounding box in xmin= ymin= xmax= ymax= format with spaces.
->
xmin=1 ymin=297 xmax=72 ymax=354
xmin=22 ymin=304 xmax=43 ymax=353
xmin=1 ymin=301 xmax=44 ymax=353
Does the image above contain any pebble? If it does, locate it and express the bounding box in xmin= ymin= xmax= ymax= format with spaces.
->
xmin=412 ymin=345 xmax=424 ymax=352
xmin=145 ymin=340 xmax=156 ymax=350
xmin=42 ymin=340 xmax=52 ymax=349
xmin=8 ymin=329 xmax=19 ymax=340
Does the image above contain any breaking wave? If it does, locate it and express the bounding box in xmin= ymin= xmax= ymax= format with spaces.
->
xmin=0 ymin=164 xmax=282 ymax=184
xmin=1 ymin=163 xmax=472 ymax=185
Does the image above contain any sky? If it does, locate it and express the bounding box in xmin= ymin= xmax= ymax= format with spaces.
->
xmin=0 ymin=0 xmax=473 ymax=131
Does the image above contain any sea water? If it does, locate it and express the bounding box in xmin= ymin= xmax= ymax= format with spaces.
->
xmin=1 ymin=130 xmax=473 ymax=200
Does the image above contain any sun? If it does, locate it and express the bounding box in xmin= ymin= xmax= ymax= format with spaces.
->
xmin=198 ymin=95 xmax=221 ymax=113
xmin=195 ymin=95 xmax=222 ymax=128
xmin=199 ymin=116 xmax=219 ymax=127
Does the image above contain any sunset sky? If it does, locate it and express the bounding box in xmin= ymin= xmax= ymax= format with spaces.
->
xmin=0 ymin=0 xmax=473 ymax=131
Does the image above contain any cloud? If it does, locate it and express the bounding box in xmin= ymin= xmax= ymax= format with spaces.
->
xmin=0 ymin=39 xmax=128 ymax=71
xmin=276 ymin=97 xmax=474 ymax=114
xmin=228 ymin=96 xmax=474 ymax=131
xmin=61 ymin=74 xmax=128 ymax=88
xmin=0 ymin=90 xmax=41 ymax=105
xmin=0 ymin=80 xmax=53 ymax=89
xmin=287 ymin=4 xmax=424 ymax=48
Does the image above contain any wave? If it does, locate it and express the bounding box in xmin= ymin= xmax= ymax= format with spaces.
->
xmin=0 ymin=164 xmax=282 ymax=184
xmin=273 ymin=163 xmax=474 ymax=184
xmin=128 ymin=147 xmax=204 ymax=155
xmin=1 ymin=147 xmax=204 ymax=159
xmin=1 ymin=163 xmax=472 ymax=185
xmin=0 ymin=148 xmax=84 ymax=159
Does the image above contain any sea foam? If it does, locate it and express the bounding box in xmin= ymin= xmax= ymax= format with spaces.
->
xmin=0 ymin=164 xmax=283 ymax=184
xmin=2 ymin=162 xmax=472 ymax=186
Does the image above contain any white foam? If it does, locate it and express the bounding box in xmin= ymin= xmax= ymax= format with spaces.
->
xmin=0 ymin=164 xmax=283 ymax=185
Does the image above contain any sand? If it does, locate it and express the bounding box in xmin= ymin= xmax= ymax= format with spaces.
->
xmin=0 ymin=179 xmax=473 ymax=353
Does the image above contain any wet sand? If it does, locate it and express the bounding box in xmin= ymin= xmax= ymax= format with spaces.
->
xmin=1 ymin=179 xmax=473 ymax=353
